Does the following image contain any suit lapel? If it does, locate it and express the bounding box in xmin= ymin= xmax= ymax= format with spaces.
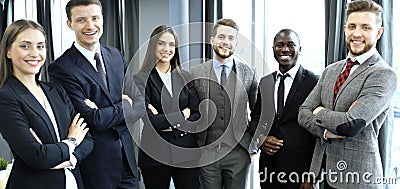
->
xmin=282 ymin=66 xmax=305 ymax=116
xmin=41 ymin=83 xmax=68 ymax=139
xmin=334 ymin=53 xmax=379 ymax=104
xmin=69 ymin=45 xmax=112 ymax=101
xmin=8 ymin=77 xmax=58 ymax=142
xmin=149 ymin=68 xmax=172 ymax=106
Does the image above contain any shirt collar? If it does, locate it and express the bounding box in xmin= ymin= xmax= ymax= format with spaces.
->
xmin=74 ymin=42 xmax=101 ymax=62
xmin=155 ymin=66 xmax=171 ymax=77
xmin=276 ymin=63 xmax=300 ymax=80
xmin=347 ymin=48 xmax=377 ymax=65
xmin=212 ymin=58 xmax=234 ymax=70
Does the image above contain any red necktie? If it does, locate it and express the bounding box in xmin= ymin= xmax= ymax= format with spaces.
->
xmin=333 ymin=58 xmax=359 ymax=102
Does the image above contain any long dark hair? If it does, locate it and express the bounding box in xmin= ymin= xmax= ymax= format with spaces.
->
xmin=0 ymin=19 xmax=46 ymax=87
xmin=140 ymin=25 xmax=182 ymax=73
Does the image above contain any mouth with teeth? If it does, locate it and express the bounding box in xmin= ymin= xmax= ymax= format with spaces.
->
xmin=279 ymin=55 xmax=292 ymax=61
xmin=351 ymin=39 xmax=364 ymax=48
xmin=218 ymin=45 xmax=231 ymax=53
xmin=83 ymin=31 xmax=98 ymax=38
xmin=26 ymin=60 xmax=42 ymax=67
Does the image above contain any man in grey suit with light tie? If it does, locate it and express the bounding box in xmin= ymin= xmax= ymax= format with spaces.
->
xmin=190 ymin=18 xmax=258 ymax=189
xmin=298 ymin=1 xmax=397 ymax=189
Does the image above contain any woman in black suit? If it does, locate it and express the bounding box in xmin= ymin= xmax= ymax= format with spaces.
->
xmin=133 ymin=25 xmax=200 ymax=189
xmin=0 ymin=19 xmax=93 ymax=189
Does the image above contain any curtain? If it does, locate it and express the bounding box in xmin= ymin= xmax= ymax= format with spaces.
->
xmin=373 ymin=1 xmax=395 ymax=188
xmin=204 ymin=0 xmax=222 ymax=61
xmin=99 ymin=0 xmax=139 ymax=63
xmin=0 ymin=0 xmax=12 ymax=39
xmin=325 ymin=0 xmax=347 ymax=66
xmin=36 ymin=0 xmax=54 ymax=82
xmin=99 ymin=0 xmax=122 ymax=52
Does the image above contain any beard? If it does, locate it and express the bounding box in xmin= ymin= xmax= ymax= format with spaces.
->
xmin=346 ymin=39 xmax=374 ymax=56
xmin=212 ymin=44 xmax=233 ymax=59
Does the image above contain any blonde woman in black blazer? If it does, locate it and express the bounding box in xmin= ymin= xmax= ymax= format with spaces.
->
xmin=133 ymin=25 xmax=200 ymax=189
xmin=0 ymin=20 xmax=93 ymax=189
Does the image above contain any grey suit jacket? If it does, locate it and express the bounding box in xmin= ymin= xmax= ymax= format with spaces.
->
xmin=298 ymin=52 xmax=397 ymax=189
xmin=190 ymin=59 xmax=258 ymax=152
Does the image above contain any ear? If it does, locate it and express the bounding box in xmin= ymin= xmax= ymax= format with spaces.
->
xmin=67 ymin=20 xmax=73 ymax=30
xmin=376 ymin=27 xmax=383 ymax=40
xmin=210 ymin=37 xmax=214 ymax=45
xmin=6 ymin=50 xmax=11 ymax=59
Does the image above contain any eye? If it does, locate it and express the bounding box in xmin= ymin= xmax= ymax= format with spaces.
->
xmin=347 ymin=24 xmax=356 ymax=30
xmin=228 ymin=36 xmax=235 ymax=41
xmin=169 ymin=42 xmax=176 ymax=47
xmin=20 ymin=44 xmax=29 ymax=49
xmin=93 ymin=16 xmax=100 ymax=21
xmin=362 ymin=26 xmax=371 ymax=31
xmin=274 ymin=43 xmax=283 ymax=49
xmin=37 ymin=45 xmax=46 ymax=49
xmin=288 ymin=43 xmax=296 ymax=48
xmin=77 ymin=18 xmax=85 ymax=23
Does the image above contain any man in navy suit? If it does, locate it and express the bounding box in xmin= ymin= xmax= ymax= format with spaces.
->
xmin=250 ymin=29 xmax=318 ymax=189
xmin=49 ymin=0 xmax=144 ymax=188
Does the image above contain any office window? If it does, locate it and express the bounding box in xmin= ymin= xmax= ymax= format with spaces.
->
xmin=391 ymin=0 xmax=400 ymax=181
xmin=223 ymin=1 xmax=325 ymax=189
xmin=223 ymin=0 xmax=325 ymax=77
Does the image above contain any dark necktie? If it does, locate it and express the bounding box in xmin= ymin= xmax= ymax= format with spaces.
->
xmin=277 ymin=74 xmax=288 ymax=116
xmin=94 ymin=53 xmax=107 ymax=88
xmin=333 ymin=58 xmax=359 ymax=102
xmin=220 ymin=65 xmax=227 ymax=86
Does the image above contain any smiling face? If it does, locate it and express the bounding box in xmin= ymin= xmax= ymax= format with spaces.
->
xmin=155 ymin=32 xmax=176 ymax=65
xmin=344 ymin=11 xmax=383 ymax=57
xmin=273 ymin=31 xmax=301 ymax=73
xmin=210 ymin=25 xmax=238 ymax=63
xmin=7 ymin=28 xmax=46 ymax=78
xmin=67 ymin=4 xmax=103 ymax=52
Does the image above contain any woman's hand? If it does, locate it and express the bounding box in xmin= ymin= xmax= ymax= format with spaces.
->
xmin=148 ymin=104 xmax=159 ymax=115
xmin=67 ymin=113 xmax=89 ymax=146
xmin=182 ymin=108 xmax=190 ymax=120
xmin=84 ymin=99 xmax=98 ymax=109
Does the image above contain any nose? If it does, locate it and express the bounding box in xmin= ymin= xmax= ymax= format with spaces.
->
xmin=353 ymin=26 xmax=362 ymax=37
xmin=30 ymin=48 xmax=39 ymax=57
xmin=86 ymin=19 xmax=95 ymax=28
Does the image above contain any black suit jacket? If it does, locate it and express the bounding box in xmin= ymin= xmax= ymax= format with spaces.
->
xmin=250 ymin=66 xmax=318 ymax=186
xmin=49 ymin=44 xmax=143 ymax=189
xmin=0 ymin=76 xmax=93 ymax=189
xmin=134 ymin=67 xmax=200 ymax=168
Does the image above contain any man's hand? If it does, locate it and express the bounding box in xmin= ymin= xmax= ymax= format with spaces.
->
xmin=261 ymin=136 xmax=283 ymax=156
xmin=325 ymin=130 xmax=346 ymax=139
xmin=300 ymin=177 xmax=313 ymax=189
xmin=313 ymin=106 xmax=324 ymax=115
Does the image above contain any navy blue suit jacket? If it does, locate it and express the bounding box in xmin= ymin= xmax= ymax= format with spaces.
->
xmin=49 ymin=44 xmax=143 ymax=189
xmin=0 ymin=76 xmax=93 ymax=189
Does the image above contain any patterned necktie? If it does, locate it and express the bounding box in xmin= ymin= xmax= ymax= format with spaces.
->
xmin=220 ymin=65 xmax=227 ymax=86
xmin=333 ymin=58 xmax=359 ymax=101
xmin=94 ymin=53 xmax=107 ymax=89
xmin=277 ymin=74 xmax=288 ymax=116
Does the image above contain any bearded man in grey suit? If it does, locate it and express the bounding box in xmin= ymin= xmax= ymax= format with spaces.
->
xmin=190 ymin=18 xmax=258 ymax=189
xmin=298 ymin=1 xmax=397 ymax=189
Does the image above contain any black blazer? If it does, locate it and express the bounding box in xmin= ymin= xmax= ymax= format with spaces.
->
xmin=49 ymin=44 xmax=144 ymax=189
xmin=0 ymin=76 xmax=93 ymax=189
xmin=250 ymin=66 xmax=318 ymax=175
xmin=134 ymin=67 xmax=200 ymax=168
